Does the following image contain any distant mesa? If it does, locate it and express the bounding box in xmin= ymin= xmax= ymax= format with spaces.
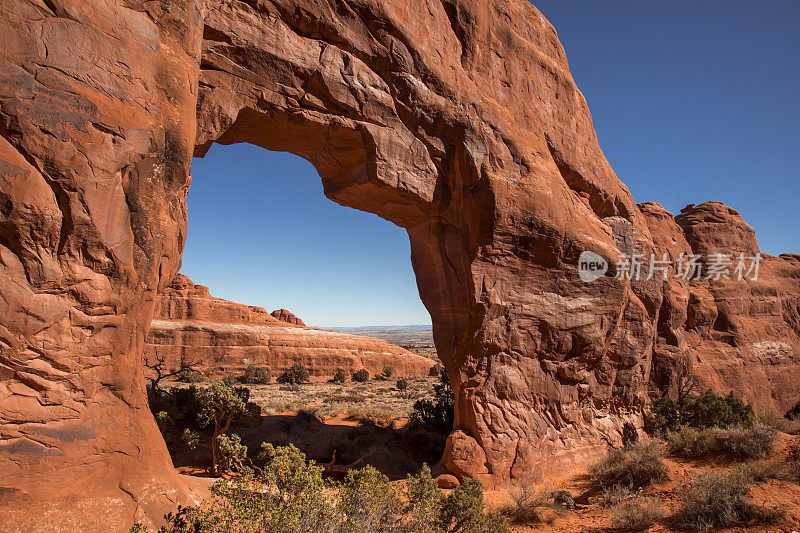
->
xmin=271 ymin=308 xmax=307 ymax=327
xmin=145 ymin=275 xmax=436 ymax=380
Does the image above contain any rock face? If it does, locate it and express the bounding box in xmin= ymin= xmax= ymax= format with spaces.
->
xmin=642 ymin=202 xmax=800 ymax=412
xmin=0 ymin=0 xmax=798 ymax=530
xmin=145 ymin=275 xmax=435 ymax=378
xmin=271 ymin=308 xmax=306 ymax=327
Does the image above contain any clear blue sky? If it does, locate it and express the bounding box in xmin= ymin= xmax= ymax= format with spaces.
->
xmin=183 ymin=1 xmax=799 ymax=327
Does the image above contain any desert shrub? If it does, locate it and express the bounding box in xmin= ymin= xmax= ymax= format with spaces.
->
xmin=331 ymin=370 xmax=346 ymax=384
xmin=404 ymin=463 xmax=443 ymax=529
xmin=177 ymin=368 xmax=203 ymax=383
xmin=505 ymin=474 xmax=556 ymax=525
xmin=339 ymin=466 xmax=401 ymax=532
xmin=667 ymin=426 xmax=718 ymax=457
xmin=611 ymin=497 xmax=666 ymax=531
xmin=735 ymin=459 xmax=796 ymax=483
xmin=678 ymin=470 xmax=782 ymax=530
xmin=716 ymin=423 xmax=776 ymax=459
xmin=184 ymin=381 xmax=261 ymax=475
xmin=381 ymin=366 xmax=395 ymax=379
xmin=667 ymin=423 xmax=776 ymax=459
xmin=440 ymin=478 xmax=508 ymax=533
xmin=429 ymin=363 xmax=443 ymax=377
xmin=396 ymin=378 xmax=409 ymax=391
xmin=277 ymin=364 xmax=310 ymax=385
xmin=216 ymin=433 xmax=249 ymax=474
xmin=352 ymin=369 xmax=370 ymax=382
xmin=597 ymin=484 xmax=632 ymax=508
xmin=239 ymin=365 xmax=271 ymax=384
xmin=645 ymin=390 xmax=753 ymax=435
xmin=621 ymin=422 xmax=639 ymax=448
xmin=759 ymin=410 xmax=800 ymax=435
xmin=590 ymin=441 xmax=667 ymax=490
xmin=412 ymin=366 xmax=454 ymax=431
xmin=140 ymin=447 xmax=506 ymax=533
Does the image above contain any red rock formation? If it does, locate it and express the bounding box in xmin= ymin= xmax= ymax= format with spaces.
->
xmin=0 ymin=0 xmax=798 ymax=530
xmin=642 ymin=202 xmax=800 ymax=413
xmin=271 ymin=308 xmax=306 ymax=327
xmin=145 ymin=275 xmax=434 ymax=378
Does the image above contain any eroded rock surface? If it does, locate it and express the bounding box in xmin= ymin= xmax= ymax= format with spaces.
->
xmin=0 ymin=0 xmax=798 ymax=530
xmin=145 ymin=274 xmax=435 ymax=378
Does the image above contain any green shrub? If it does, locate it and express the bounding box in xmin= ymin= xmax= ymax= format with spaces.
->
xmin=331 ymin=370 xmax=346 ymax=384
xmin=440 ymin=478 xmax=508 ymax=533
xmin=177 ymin=368 xmax=203 ymax=383
xmin=645 ymin=389 xmax=753 ymax=435
xmin=667 ymin=423 xmax=776 ymax=459
xmin=590 ymin=441 xmax=667 ymax=490
xmin=611 ymin=497 xmax=666 ymax=531
xmin=382 ymin=366 xmax=395 ymax=379
xmin=277 ymin=364 xmax=310 ymax=384
xmin=412 ymin=366 xmax=454 ymax=431
xmin=678 ymin=470 xmax=782 ymax=530
xmin=396 ymin=378 xmax=409 ymax=391
xmin=240 ymin=365 xmax=271 ymax=384
xmin=216 ymin=433 xmax=249 ymax=475
xmin=429 ymin=363 xmax=443 ymax=377
xmin=140 ymin=447 xmax=507 ymax=533
xmin=352 ymin=369 xmax=370 ymax=382
xmin=339 ymin=466 xmax=400 ymax=531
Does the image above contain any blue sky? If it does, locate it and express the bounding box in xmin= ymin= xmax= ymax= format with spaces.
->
xmin=183 ymin=1 xmax=799 ymax=327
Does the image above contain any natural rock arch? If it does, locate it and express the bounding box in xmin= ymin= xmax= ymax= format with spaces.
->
xmin=2 ymin=0 xmax=799 ymax=531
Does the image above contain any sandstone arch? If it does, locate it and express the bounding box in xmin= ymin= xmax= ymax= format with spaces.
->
xmin=2 ymin=0 xmax=799 ymax=531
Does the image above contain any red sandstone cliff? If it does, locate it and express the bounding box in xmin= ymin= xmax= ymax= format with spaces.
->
xmin=144 ymin=274 xmax=435 ymax=379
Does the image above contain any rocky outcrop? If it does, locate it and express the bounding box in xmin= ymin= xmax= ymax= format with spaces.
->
xmin=144 ymin=275 xmax=435 ymax=378
xmin=642 ymin=202 xmax=800 ymax=413
xmin=271 ymin=308 xmax=306 ymax=327
xmin=0 ymin=0 xmax=798 ymax=530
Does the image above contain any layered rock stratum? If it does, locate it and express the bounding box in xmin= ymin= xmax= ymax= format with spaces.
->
xmin=0 ymin=0 xmax=798 ymax=530
xmin=144 ymin=274 xmax=435 ymax=378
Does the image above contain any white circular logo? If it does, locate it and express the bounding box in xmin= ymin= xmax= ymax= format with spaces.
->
xmin=578 ymin=251 xmax=608 ymax=282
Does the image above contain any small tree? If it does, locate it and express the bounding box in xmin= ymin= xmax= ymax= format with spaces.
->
xmin=412 ymin=366 xmax=455 ymax=431
xmin=278 ymin=364 xmax=310 ymax=384
xmin=186 ymin=381 xmax=261 ymax=475
xmin=352 ymin=369 xmax=370 ymax=383
xmin=144 ymin=353 xmax=199 ymax=395
xmin=240 ymin=365 xmax=271 ymax=384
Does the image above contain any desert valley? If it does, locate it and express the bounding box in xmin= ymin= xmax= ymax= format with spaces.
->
xmin=1 ymin=0 xmax=799 ymax=532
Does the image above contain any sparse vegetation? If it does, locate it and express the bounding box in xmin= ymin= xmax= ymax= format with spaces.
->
xmin=277 ymin=364 xmax=310 ymax=384
xmin=667 ymin=423 xmax=776 ymax=459
xmin=132 ymin=447 xmax=507 ymax=533
xmin=396 ymin=378 xmax=409 ymax=391
xmin=645 ymin=389 xmax=753 ymax=436
xmin=331 ymin=370 xmax=346 ymax=384
xmin=504 ymin=474 xmax=561 ymax=525
xmin=239 ymin=364 xmax=271 ymax=384
xmin=412 ymin=366 xmax=454 ymax=431
xmin=678 ymin=470 xmax=783 ymax=530
xmin=183 ymin=381 xmax=261 ymax=475
xmin=381 ymin=366 xmax=394 ymax=379
xmin=352 ymin=369 xmax=370 ymax=382
xmin=611 ymin=497 xmax=666 ymax=531
xmin=590 ymin=441 xmax=667 ymax=491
